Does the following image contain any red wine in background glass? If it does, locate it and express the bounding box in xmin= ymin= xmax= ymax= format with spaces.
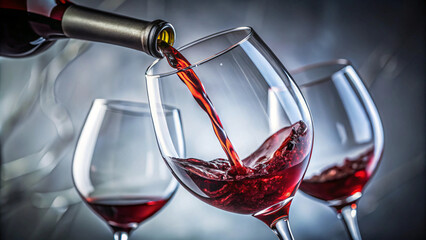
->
xmin=86 ymin=196 xmax=170 ymax=232
xmin=299 ymin=148 xmax=375 ymax=211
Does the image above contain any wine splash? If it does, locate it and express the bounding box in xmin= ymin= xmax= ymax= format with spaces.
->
xmin=173 ymin=121 xmax=310 ymax=216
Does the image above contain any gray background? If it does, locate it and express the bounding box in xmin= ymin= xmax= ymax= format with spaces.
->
xmin=1 ymin=0 xmax=424 ymax=239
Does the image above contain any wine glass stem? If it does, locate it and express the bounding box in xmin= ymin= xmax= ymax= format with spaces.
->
xmin=271 ymin=218 xmax=294 ymax=240
xmin=338 ymin=205 xmax=362 ymax=240
xmin=113 ymin=231 xmax=129 ymax=240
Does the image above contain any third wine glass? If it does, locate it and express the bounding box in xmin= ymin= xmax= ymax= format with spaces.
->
xmin=293 ymin=60 xmax=384 ymax=240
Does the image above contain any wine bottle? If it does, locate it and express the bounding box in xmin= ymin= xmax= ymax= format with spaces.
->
xmin=0 ymin=0 xmax=175 ymax=58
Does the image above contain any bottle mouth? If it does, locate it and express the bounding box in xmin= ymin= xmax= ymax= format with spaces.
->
xmin=157 ymin=25 xmax=175 ymax=46
xmin=149 ymin=21 xmax=175 ymax=58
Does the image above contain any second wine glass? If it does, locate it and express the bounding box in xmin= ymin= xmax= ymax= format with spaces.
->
xmin=146 ymin=27 xmax=313 ymax=239
xmin=72 ymin=100 xmax=184 ymax=240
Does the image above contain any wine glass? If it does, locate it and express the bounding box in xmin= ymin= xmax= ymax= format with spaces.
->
xmin=293 ymin=60 xmax=384 ymax=240
xmin=72 ymin=100 xmax=183 ymax=240
xmin=146 ymin=27 xmax=313 ymax=239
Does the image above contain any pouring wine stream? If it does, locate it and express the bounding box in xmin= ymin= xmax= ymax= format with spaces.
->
xmin=158 ymin=41 xmax=246 ymax=174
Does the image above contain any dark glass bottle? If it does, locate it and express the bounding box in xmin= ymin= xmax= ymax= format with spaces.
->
xmin=0 ymin=0 xmax=175 ymax=58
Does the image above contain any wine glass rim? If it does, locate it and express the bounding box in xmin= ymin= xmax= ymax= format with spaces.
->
xmin=93 ymin=99 xmax=178 ymax=115
xmin=290 ymin=59 xmax=353 ymax=87
xmin=145 ymin=26 xmax=253 ymax=78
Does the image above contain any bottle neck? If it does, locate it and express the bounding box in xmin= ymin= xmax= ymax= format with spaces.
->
xmin=61 ymin=5 xmax=174 ymax=58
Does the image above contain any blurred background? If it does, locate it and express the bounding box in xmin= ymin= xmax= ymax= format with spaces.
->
xmin=1 ymin=0 xmax=424 ymax=239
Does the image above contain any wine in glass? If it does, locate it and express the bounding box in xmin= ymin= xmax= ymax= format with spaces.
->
xmin=293 ymin=60 xmax=384 ymax=240
xmin=72 ymin=100 xmax=183 ymax=240
xmin=146 ymin=27 xmax=313 ymax=239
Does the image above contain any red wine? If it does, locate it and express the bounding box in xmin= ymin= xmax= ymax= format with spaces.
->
xmin=299 ymin=148 xmax=375 ymax=205
xmin=0 ymin=0 xmax=175 ymax=57
xmin=86 ymin=196 xmax=169 ymax=232
xmin=174 ymin=121 xmax=311 ymax=224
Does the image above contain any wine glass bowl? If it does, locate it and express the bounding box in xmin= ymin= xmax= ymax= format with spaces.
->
xmin=293 ymin=60 xmax=384 ymax=239
xmin=146 ymin=27 xmax=313 ymax=239
xmin=72 ymin=100 xmax=183 ymax=239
